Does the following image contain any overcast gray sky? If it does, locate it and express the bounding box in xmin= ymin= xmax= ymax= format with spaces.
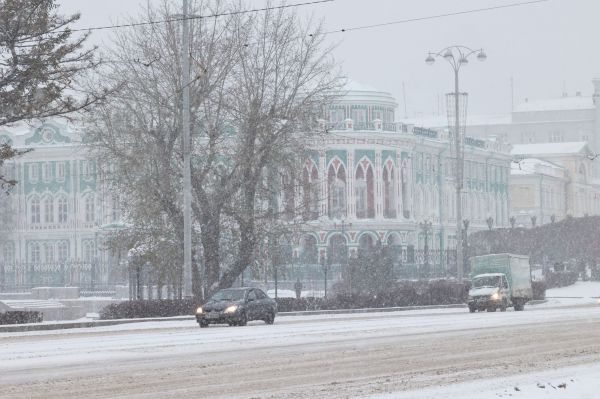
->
xmin=57 ymin=0 xmax=600 ymax=118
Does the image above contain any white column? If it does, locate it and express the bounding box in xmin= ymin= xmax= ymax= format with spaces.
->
xmin=347 ymin=150 xmax=355 ymax=218
xmin=375 ymin=150 xmax=383 ymax=219
xmin=319 ymin=151 xmax=327 ymax=217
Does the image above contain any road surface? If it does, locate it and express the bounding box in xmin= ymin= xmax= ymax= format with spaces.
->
xmin=1 ymin=304 xmax=599 ymax=398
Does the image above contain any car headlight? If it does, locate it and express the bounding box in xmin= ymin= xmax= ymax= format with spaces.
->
xmin=196 ymin=307 xmax=203 ymax=314
xmin=224 ymin=305 xmax=238 ymax=314
xmin=491 ymin=292 xmax=499 ymax=300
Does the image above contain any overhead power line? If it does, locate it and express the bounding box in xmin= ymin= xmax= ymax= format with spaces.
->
xmin=60 ymin=0 xmax=334 ymax=34
xmin=318 ymin=0 xmax=550 ymax=35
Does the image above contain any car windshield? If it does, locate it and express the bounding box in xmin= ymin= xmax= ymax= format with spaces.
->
xmin=473 ymin=276 xmax=501 ymax=289
xmin=210 ymin=290 xmax=246 ymax=301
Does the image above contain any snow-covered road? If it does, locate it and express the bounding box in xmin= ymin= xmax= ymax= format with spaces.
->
xmin=1 ymin=302 xmax=599 ymax=398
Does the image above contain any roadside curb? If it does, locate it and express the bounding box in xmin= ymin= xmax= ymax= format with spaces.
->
xmin=1 ymin=304 xmax=466 ymax=333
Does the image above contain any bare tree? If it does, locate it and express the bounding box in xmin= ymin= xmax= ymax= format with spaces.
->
xmin=85 ymin=0 xmax=341 ymax=297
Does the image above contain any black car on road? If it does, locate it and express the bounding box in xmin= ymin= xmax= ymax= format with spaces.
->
xmin=196 ymin=287 xmax=277 ymax=328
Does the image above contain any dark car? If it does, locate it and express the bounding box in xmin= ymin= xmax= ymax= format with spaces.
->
xmin=196 ymin=287 xmax=277 ymax=328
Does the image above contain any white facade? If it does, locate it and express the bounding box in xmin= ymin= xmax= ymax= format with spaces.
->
xmin=0 ymin=121 xmax=120 ymax=288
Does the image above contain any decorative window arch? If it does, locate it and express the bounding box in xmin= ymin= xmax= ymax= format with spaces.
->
xmin=30 ymin=196 xmax=41 ymax=224
xmin=383 ymin=159 xmax=396 ymax=218
xmin=43 ymin=195 xmax=54 ymax=224
xmin=302 ymin=160 xmax=319 ymax=221
xmin=355 ymin=158 xmax=374 ymax=219
xmin=327 ymin=159 xmax=346 ymax=219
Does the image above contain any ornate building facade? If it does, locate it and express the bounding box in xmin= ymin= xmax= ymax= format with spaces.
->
xmin=0 ymin=121 xmax=121 ymax=290
xmin=284 ymin=83 xmax=512 ymax=279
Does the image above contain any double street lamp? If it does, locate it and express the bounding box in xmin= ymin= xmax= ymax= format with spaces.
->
xmin=425 ymin=45 xmax=487 ymax=281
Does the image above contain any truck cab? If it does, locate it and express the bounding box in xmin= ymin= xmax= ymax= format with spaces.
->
xmin=468 ymin=273 xmax=511 ymax=312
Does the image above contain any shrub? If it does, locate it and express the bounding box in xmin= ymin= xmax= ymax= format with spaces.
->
xmin=532 ymin=280 xmax=546 ymax=300
xmin=99 ymin=299 xmax=199 ymax=320
xmin=0 ymin=311 xmax=43 ymax=325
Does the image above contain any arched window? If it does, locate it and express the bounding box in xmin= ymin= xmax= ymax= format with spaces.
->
xmin=43 ymin=195 xmax=54 ymax=224
xmin=57 ymin=196 xmax=68 ymax=224
xmin=383 ymin=161 xmax=396 ymax=218
xmin=327 ymin=234 xmax=347 ymax=264
xmin=29 ymin=242 xmax=41 ymax=264
xmin=85 ymin=195 xmax=95 ymax=223
xmin=2 ymin=242 xmax=14 ymax=264
xmin=30 ymin=196 xmax=41 ymax=224
xmin=401 ymin=160 xmax=410 ymax=218
xmin=301 ymin=235 xmax=318 ymax=264
xmin=328 ymin=160 xmax=346 ymax=219
xmin=358 ymin=234 xmax=375 ymax=256
xmin=302 ymin=162 xmax=319 ymax=221
xmin=355 ymin=160 xmax=374 ymax=219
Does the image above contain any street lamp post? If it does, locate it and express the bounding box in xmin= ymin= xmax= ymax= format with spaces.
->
xmin=419 ymin=220 xmax=432 ymax=278
xmin=425 ymin=45 xmax=486 ymax=281
xmin=320 ymin=252 xmax=328 ymax=299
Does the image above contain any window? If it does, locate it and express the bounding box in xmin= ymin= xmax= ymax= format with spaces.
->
xmin=57 ymin=241 xmax=68 ymax=262
xmin=57 ymin=162 xmax=66 ymax=181
xmin=85 ymin=195 xmax=95 ymax=223
xmin=83 ymin=241 xmax=95 ymax=263
xmin=2 ymin=243 xmax=14 ymax=264
xmin=247 ymin=290 xmax=257 ymax=301
xmin=43 ymin=162 xmax=52 ymax=182
xmin=44 ymin=243 xmax=54 ymax=263
xmin=30 ymin=243 xmax=41 ymax=264
xmin=255 ymin=289 xmax=267 ymax=300
xmin=383 ymin=163 xmax=396 ymax=218
xmin=30 ymin=196 xmax=41 ymax=224
xmin=328 ymin=161 xmax=346 ymax=219
xmin=58 ymin=196 xmax=68 ymax=223
xmin=43 ymin=196 xmax=54 ymax=224
xmin=302 ymin=163 xmax=319 ymax=221
xmin=355 ymin=161 xmax=374 ymax=219
xmin=29 ymin=164 xmax=39 ymax=182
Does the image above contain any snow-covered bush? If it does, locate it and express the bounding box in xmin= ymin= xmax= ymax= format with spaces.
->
xmin=0 ymin=311 xmax=43 ymax=325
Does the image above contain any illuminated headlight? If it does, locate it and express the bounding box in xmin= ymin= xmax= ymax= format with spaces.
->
xmin=491 ymin=292 xmax=499 ymax=300
xmin=224 ymin=305 xmax=238 ymax=314
xmin=196 ymin=307 xmax=203 ymax=314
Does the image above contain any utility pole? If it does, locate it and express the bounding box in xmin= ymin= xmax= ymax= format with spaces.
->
xmin=182 ymin=0 xmax=192 ymax=298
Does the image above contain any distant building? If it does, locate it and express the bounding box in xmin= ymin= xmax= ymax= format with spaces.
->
xmin=0 ymin=121 xmax=123 ymax=290
xmin=509 ymin=142 xmax=600 ymax=226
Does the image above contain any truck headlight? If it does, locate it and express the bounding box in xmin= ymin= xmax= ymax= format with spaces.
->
xmin=491 ymin=292 xmax=499 ymax=300
xmin=224 ymin=305 xmax=238 ymax=314
xmin=196 ymin=307 xmax=203 ymax=314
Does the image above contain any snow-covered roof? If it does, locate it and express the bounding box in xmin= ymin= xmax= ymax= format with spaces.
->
xmin=344 ymin=80 xmax=379 ymax=92
xmin=514 ymin=96 xmax=594 ymax=112
xmin=510 ymin=158 xmax=565 ymax=176
xmin=511 ymin=142 xmax=590 ymax=156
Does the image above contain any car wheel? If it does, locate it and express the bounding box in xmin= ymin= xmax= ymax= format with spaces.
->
xmin=265 ymin=311 xmax=275 ymax=325
xmin=468 ymin=305 xmax=476 ymax=313
xmin=238 ymin=312 xmax=247 ymax=326
xmin=199 ymin=321 xmax=209 ymax=328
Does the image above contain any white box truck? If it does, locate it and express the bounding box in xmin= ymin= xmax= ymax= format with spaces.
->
xmin=468 ymin=253 xmax=533 ymax=312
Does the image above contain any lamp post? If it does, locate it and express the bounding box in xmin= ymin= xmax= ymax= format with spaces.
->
xmin=333 ymin=218 xmax=352 ymax=291
xmin=419 ymin=220 xmax=433 ymax=278
xmin=425 ymin=45 xmax=486 ymax=281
